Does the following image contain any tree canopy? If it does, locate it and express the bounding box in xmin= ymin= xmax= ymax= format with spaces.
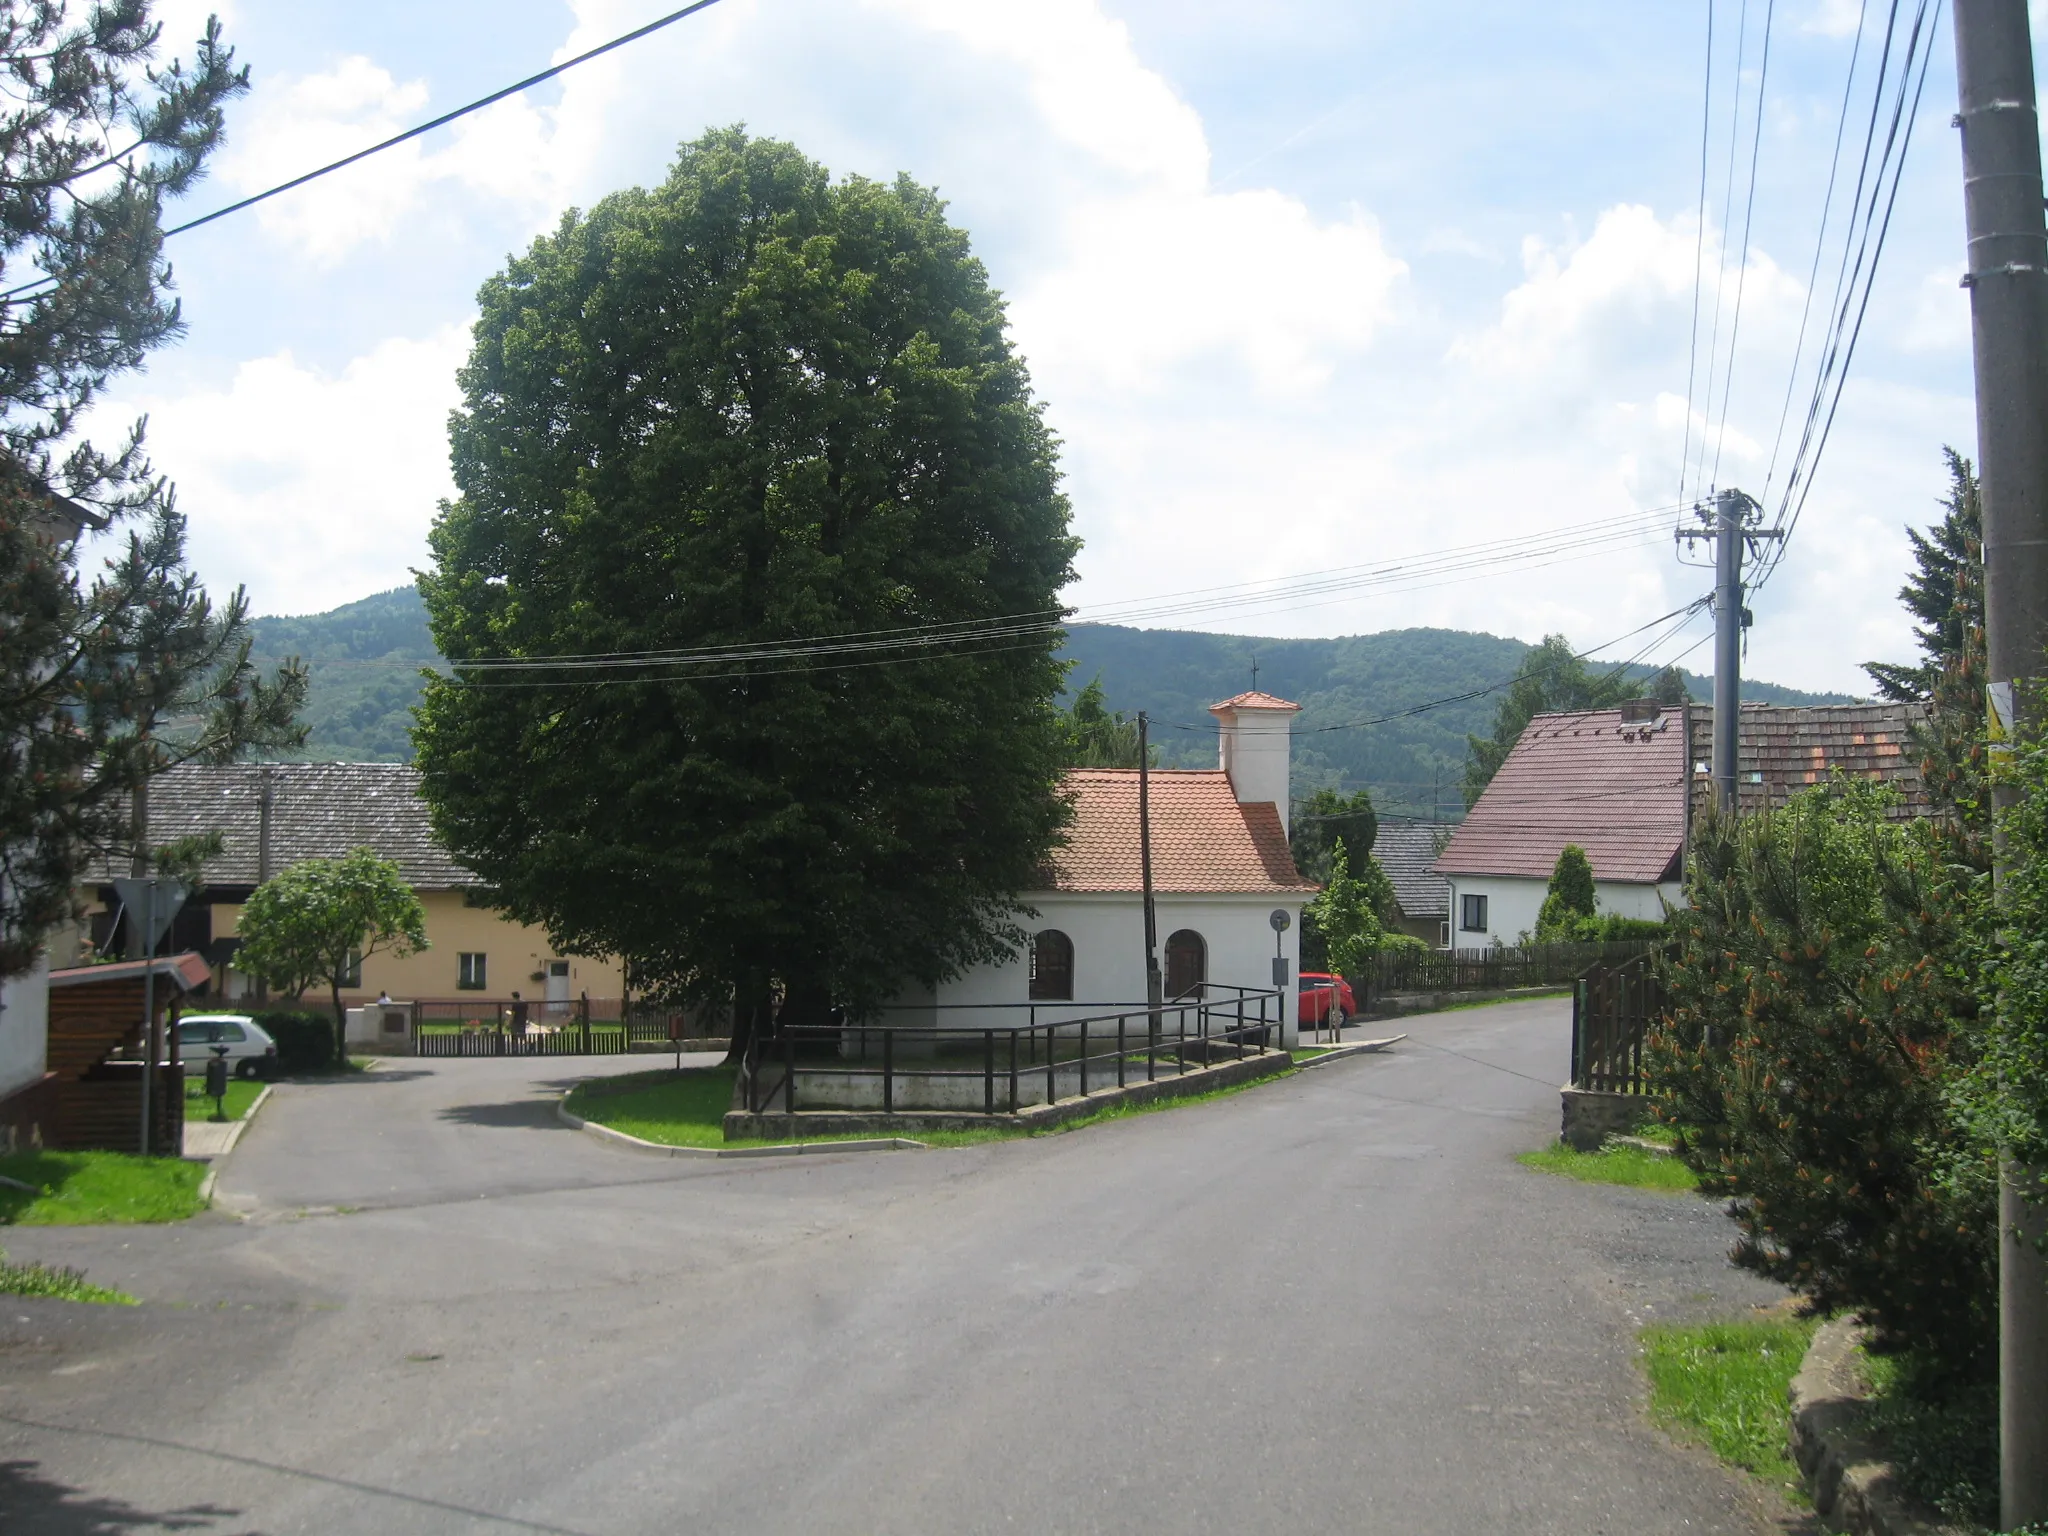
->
xmin=1289 ymin=786 xmax=1378 ymax=886
xmin=1864 ymin=449 xmax=1982 ymax=706
xmin=1462 ymin=634 xmax=1638 ymax=806
xmin=234 ymin=848 xmax=427 ymax=1043
xmin=0 ymin=4 xmax=305 ymax=979
xmin=413 ymin=130 xmax=1077 ymax=1054
xmin=1062 ymin=675 xmax=1148 ymax=768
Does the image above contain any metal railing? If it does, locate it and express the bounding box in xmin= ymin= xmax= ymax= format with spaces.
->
xmin=410 ymin=997 xmax=709 ymax=1057
xmin=738 ymin=985 xmax=1286 ymax=1117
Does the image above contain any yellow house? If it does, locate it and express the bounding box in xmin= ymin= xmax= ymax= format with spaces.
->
xmin=86 ymin=763 xmax=624 ymax=1009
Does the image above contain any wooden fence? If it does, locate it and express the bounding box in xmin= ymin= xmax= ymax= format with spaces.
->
xmin=1363 ymin=939 xmax=1658 ymax=1005
xmin=1570 ymin=954 xmax=1667 ymax=1094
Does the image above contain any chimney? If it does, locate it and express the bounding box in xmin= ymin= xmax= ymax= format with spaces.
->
xmin=1618 ymin=698 xmax=1662 ymax=725
xmin=1208 ymin=692 xmax=1301 ymax=809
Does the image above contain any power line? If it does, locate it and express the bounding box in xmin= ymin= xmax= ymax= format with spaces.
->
xmin=1690 ymin=0 xmax=1752 ymax=502
xmin=0 ymin=0 xmax=733 ymax=306
xmin=1754 ymin=0 xmax=1940 ymax=594
xmin=1707 ymin=0 xmax=1777 ymax=491
xmin=1680 ymin=0 xmax=1718 ymax=507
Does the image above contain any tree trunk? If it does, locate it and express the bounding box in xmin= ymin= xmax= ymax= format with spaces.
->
xmin=329 ymin=979 xmax=347 ymax=1072
xmin=722 ymin=974 xmax=772 ymax=1068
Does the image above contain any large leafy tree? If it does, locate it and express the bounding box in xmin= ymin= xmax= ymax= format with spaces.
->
xmin=1462 ymin=634 xmax=1637 ymax=805
xmin=414 ymin=130 xmax=1077 ymax=1058
xmin=0 ymin=3 xmax=305 ymax=979
xmin=1062 ymin=675 xmax=1148 ymax=769
xmin=234 ymin=849 xmax=427 ymax=1060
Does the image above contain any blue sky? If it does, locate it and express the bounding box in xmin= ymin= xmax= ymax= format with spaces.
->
xmin=94 ymin=0 xmax=2016 ymax=694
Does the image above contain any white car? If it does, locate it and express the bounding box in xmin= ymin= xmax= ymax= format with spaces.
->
xmin=178 ymin=1014 xmax=279 ymax=1079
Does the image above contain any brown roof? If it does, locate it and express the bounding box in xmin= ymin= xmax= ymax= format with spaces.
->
xmin=1208 ymin=691 xmax=1302 ymax=714
xmin=50 ymin=952 xmax=211 ymax=993
xmin=1687 ymin=702 xmax=1930 ymax=819
xmin=91 ymin=762 xmax=476 ymax=890
xmin=1434 ymin=706 xmax=1687 ymax=884
xmin=1044 ymin=770 xmax=1317 ymax=894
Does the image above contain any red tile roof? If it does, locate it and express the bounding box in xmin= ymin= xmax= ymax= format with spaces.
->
xmin=1044 ymin=770 xmax=1318 ymax=894
xmin=1687 ymin=703 xmax=1929 ymax=819
xmin=1435 ymin=707 xmax=1687 ymax=883
xmin=1208 ymin=691 xmax=1302 ymax=714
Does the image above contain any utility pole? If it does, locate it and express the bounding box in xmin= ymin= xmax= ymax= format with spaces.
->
xmin=1138 ymin=712 xmax=1162 ymax=1042
xmin=254 ymin=767 xmax=277 ymax=1002
xmin=1955 ymin=2 xmax=2048 ymax=1520
xmin=1678 ymin=487 xmax=1779 ymax=813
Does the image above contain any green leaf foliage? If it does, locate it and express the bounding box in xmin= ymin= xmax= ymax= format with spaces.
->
xmin=1062 ymin=674 xmax=1148 ymax=768
xmin=1647 ymin=781 xmax=1996 ymax=1387
xmin=234 ymin=849 xmax=427 ymax=1035
xmin=1534 ymin=843 xmax=1597 ymax=939
xmin=411 ymin=130 xmax=1077 ymax=1042
xmin=1302 ymin=837 xmax=1403 ymax=980
xmin=1289 ymin=787 xmax=1378 ymax=887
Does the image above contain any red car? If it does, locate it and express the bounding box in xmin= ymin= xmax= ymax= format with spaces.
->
xmin=1296 ymin=972 xmax=1356 ymax=1028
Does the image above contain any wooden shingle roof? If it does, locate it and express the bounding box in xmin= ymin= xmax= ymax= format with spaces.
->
xmin=1044 ymin=770 xmax=1317 ymax=895
xmin=1434 ymin=707 xmax=1688 ymax=884
xmin=97 ymin=762 xmax=476 ymax=890
xmin=1686 ymin=702 xmax=1930 ymax=818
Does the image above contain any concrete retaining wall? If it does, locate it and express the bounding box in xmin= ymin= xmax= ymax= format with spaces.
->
xmin=1559 ymin=1085 xmax=1649 ymax=1151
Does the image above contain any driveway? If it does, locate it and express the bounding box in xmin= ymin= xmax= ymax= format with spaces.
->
xmin=0 ymin=1000 xmax=1791 ymax=1535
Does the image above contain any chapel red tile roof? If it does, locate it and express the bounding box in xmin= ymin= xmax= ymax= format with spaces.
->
xmin=1208 ymin=691 xmax=1302 ymax=714
xmin=1434 ymin=706 xmax=1687 ymax=884
xmin=1043 ymin=770 xmax=1318 ymax=894
xmin=1686 ymin=703 xmax=1929 ymax=819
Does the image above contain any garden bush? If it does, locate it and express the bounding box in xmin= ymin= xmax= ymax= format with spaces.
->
xmin=250 ymin=1010 xmax=337 ymax=1073
xmin=1647 ymin=780 xmax=1997 ymax=1390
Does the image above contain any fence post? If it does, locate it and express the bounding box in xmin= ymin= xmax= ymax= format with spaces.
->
xmin=984 ymin=1029 xmax=995 ymax=1115
xmin=1117 ymin=1013 xmax=1126 ymax=1089
xmin=1079 ymin=1017 xmax=1088 ymax=1099
xmin=1009 ymin=1029 xmax=1018 ymax=1114
xmin=1570 ymin=976 xmax=1585 ymax=1089
xmin=784 ymin=1021 xmax=796 ymax=1114
xmin=883 ymin=1029 xmax=894 ymax=1115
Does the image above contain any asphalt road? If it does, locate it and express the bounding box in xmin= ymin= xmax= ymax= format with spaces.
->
xmin=1 ymin=999 xmax=1792 ymax=1535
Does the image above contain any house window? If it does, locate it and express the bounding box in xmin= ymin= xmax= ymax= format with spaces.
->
xmin=1029 ymin=930 xmax=1074 ymax=1001
xmin=340 ymin=949 xmax=362 ymax=989
xmin=1460 ymin=894 xmax=1489 ymax=933
xmin=1164 ymin=930 xmax=1206 ymax=1000
xmin=457 ymin=952 xmax=487 ymax=991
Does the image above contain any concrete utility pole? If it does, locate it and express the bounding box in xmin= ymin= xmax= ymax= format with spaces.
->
xmin=1138 ymin=712 xmax=1162 ymax=1039
xmin=1678 ymin=487 xmax=1778 ymax=813
xmin=1954 ymin=1 xmax=2048 ymax=1520
xmin=255 ymin=767 xmax=278 ymax=1002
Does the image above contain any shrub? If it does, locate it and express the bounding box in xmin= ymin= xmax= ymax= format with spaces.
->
xmin=250 ymin=1010 xmax=337 ymax=1073
xmin=1535 ymin=844 xmax=1596 ymax=938
xmin=1647 ymin=780 xmax=1996 ymax=1388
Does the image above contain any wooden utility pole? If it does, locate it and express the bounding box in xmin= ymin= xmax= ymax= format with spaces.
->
xmin=1954 ymin=0 xmax=2048 ymax=1520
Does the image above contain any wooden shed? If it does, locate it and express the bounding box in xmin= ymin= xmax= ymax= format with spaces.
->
xmin=45 ymin=953 xmax=208 ymax=1154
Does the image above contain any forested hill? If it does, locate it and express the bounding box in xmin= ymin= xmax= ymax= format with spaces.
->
xmin=250 ymin=586 xmax=1853 ymax=818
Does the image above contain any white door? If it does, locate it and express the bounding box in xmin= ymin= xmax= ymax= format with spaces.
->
xmin=545 ymin=960 xmax=571 ymax=1019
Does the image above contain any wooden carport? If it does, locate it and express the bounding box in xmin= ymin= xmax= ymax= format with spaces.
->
xmin=45 ymin=953 xmax=209 ymax=1154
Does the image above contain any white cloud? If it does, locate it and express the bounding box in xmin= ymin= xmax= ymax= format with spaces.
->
xmin=1803 ymin=0 xmax=1864 ymax=37
xmin=106 ymin=325 xmax=469 ymax=615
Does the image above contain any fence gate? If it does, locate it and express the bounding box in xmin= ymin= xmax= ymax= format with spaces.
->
xmin=1571 ymin=955 xmax=1665 ymax=1094
xmin=409 ymin=1001 xmax=698 ymax=1059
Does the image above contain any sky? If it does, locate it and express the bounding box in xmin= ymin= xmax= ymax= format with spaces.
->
xmin=81 ymin=0 xmax=2024 ymax=695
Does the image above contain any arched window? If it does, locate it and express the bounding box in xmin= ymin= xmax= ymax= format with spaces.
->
xmin=1029 ymin=929 xmax=1075 ymax=1001
xmin=1164 ymin=929 xmax=1206 ymax=1000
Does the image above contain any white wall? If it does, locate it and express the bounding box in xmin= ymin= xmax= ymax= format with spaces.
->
xmin=1217 ymin=707 xmax=1292 ymax=807
xmin=0 ymin=952 xmax=50 ymax=1101
xmin=893 ymin=891 xmax=1302 ymax=1046
xmin=1443 ymin=875 xmax=1683 ymax=951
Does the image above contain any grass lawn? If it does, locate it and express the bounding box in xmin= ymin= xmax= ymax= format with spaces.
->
xmin=0 ymin=1150 xmax=209 ymax=1225
xmin=566 ymin=1059 xmax=1304 ymax=1150
xmin=1517 ymin=1140 xmax=1700 ymax=1193
xmin=1639 ymin=1315 xmax=1818 ymax=1506
xmin=182 ymin=1075 xmax=263 ymax=1122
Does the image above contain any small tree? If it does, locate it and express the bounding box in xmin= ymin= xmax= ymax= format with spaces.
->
xmin=234 ymin=849 xmax=427 ymax=1066
xmin=1534 ymin=844 xmax=1597 ymax=940
xmin=1290 ymin=787 xmax=1379 ymax=886
xmin=1062 ymin=675 xmax=1148 ymax=769
xmin=1303 ymin=837 xmax=1388 ymax=979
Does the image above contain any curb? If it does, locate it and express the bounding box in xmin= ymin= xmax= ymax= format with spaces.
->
xmin=1788 ymin=1317 xmax=1968 ymax=1536
xmin=556 ymin=1098 xmax=925 ymax=1158
xmin=1295 ymin=1035 xmax=1405 ymax=1068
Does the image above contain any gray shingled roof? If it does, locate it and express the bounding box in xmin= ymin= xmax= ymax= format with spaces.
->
xmin=95 ymin=762 xmax=476 ymax=889
xmin=1372 ymin=817 xmax=1449 ymax=919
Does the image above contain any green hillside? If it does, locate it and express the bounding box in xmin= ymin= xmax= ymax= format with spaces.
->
xmin=250 ymin=585 xmax=1853 ymax=816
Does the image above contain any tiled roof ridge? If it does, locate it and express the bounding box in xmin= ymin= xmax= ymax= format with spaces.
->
xmin=1208 ymin=690 xmax=1302 ymax=713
